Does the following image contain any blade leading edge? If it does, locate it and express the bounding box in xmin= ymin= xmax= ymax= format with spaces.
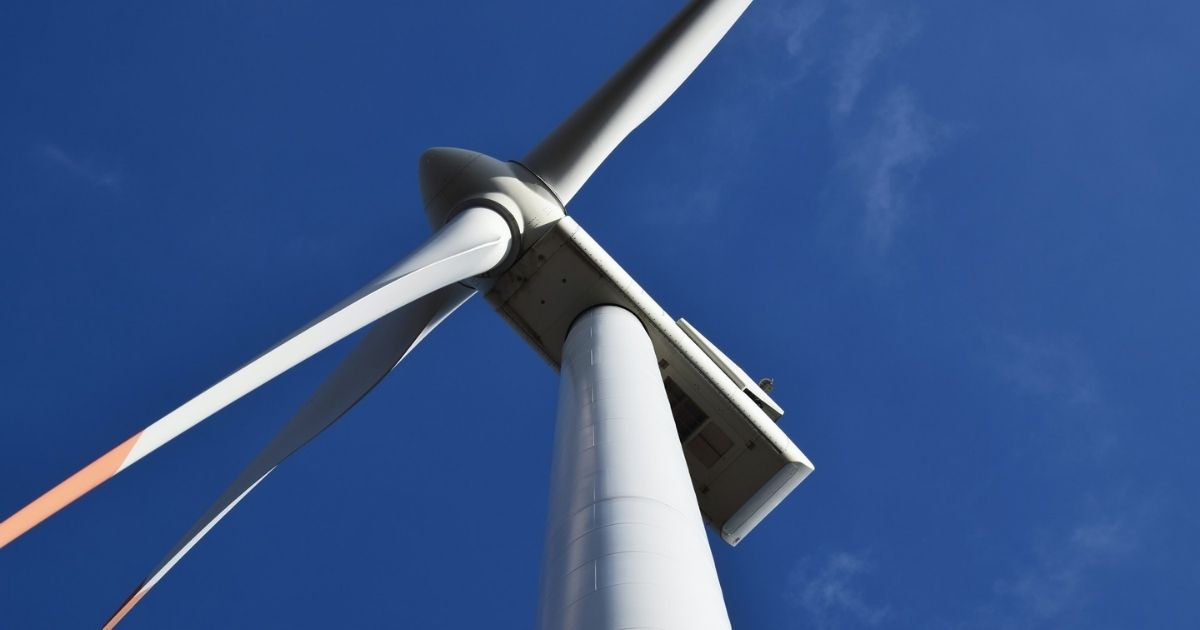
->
xmin=522 ymin=0 xmax=753 ymax=204
xmin=102 ymin=283 xmax=474 ymax=629
xmin=0 ymin=207 xmax=511 ymax=550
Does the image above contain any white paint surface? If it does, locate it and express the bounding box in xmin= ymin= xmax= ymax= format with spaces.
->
xmin=539 ymin=305 xmax=731 ymax=630
xmin=118 ymin=207 xmax=510 ymax=470
xmin=523 ymin=0 xmax=753 ymax=204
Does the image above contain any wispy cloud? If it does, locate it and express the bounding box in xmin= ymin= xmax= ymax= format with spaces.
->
xmin=969 ymin=334 xmax=1152 ymax=628
xmin=976 ymin=512 xmax=1141 ymax=629
xmin=754 ymin=0 xmax=952 ymax=256
xmin=35 ymin=143 xmax=122 ymax=189
xmin=753 ymin=0 xmax=828 ymax=86
xmin=831 ymin=5 xmax=919 ymax=119
xmin=844 ymin=87 xmax=950 ymax=253
xmin=787 ymin=551 xmax=890 ymax=630
xmin=991 ymin=333 xmax=1100 ymax=407
xmin=784 ymin=1 xmax=827 ymax=60
xmin=826 ymin=4 xmax=947 ymax=256
xmin=631 ymin=180 xmax=725 ymax=230
xmin=985 ymin=330 xmax=1121 ymax=462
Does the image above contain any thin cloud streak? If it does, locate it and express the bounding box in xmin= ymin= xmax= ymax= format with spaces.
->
xmin=845 ymin=87 xmax=948 ymax=254
xmin=985 ymin=330 xmax=1119 ymax=457
xmin=830 ymin=5 xmax=919 ymax=119
xmin=787 ymin=551 xmax=890 ymax=630
xmin=756 ymin=0 xmax=827 ymax=86
xmin=975 ymin=512 xmax=1142 ymax=630
xmin=35 ymin=143 xmax=122 ymax=189
xmin=784 ymin=1 xmax=826 ymax=59
xmin=991 ymin=333 xmax=1100 ymax=408
xmin=968 ymin=334 xmax=1151 ymax=629
xmin=757 ymin=0 xmax=951 ymax=256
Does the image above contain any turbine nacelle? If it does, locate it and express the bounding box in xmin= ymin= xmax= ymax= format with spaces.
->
xmin=2 ymin=3 xmax=813 ymax=627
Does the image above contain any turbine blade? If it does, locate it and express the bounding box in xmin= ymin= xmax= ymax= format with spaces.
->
xmin=522 ymin=0 xmax=752 ymax=204
xmin=102 ymin=283 xmax=473 ymax=630
xmin=0 ymin=207 xmax=511 ymax=550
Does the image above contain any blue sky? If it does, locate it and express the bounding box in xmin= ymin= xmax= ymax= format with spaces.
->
xmin=1 ymin=1 xmax=1197 ymax=628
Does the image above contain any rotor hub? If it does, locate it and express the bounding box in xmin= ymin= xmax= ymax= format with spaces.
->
xmin=418 ymin=147 xmax=566 ymax=275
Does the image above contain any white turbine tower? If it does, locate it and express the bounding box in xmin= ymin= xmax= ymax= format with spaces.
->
xmin=0 ymin=1 xmax=814 ymax=628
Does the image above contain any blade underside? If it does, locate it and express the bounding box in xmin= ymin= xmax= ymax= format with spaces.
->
xmin=0 ymin=207 xmax=510 ymax=550
xmin=522 ymin=0 xmax=752 ymax=204
xmin=102 ymin=284 xmax=474 ymax=629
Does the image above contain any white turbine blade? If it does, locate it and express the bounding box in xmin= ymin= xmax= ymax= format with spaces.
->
xmin=101 ymin=284 xmax=473 ymax=630
xmin=0 ymin=207 xmax=511 ymax=550
xmin=522 ymin=0 xmax=752 ymax=204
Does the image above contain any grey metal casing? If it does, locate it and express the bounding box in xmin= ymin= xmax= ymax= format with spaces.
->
xmin=541 ymin=305 xmax=731 ymax=629
xmin=487 ymin=216 xmax=813 ymax=545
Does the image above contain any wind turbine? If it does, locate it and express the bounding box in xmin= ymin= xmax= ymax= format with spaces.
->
xmin=0 ymin=1 xmax=814 ymax=627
